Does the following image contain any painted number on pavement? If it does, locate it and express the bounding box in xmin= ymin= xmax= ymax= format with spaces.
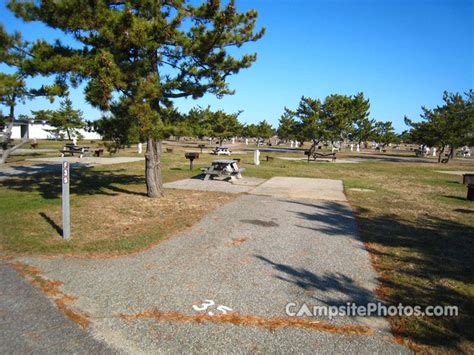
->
xmin=192 ymin=300 xmax=233 ymax=316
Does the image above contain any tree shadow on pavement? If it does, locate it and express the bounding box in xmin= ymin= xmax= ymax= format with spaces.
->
xmin=283 ymin=200 xmax=359 ymax=237
xmin=282 ymin=198 xmax=474 ymax=351
xmin=255 ymin=255 xmax=377 ymax=307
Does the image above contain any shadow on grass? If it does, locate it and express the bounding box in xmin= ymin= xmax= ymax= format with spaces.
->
xmin=346 ymin=153 xmax=434 ymax=164
xmin=281 ymin=199 xmax=473 ymax=350
xmin=39 ymin=212 xmax=62 ymax=236
xmin=454 ymin=208 xmax=474 ymax=214
xmin=359 ymin=213 xmax=474 ymax=351
xmin=441 ymin=195 xmax=469 ymax=202
xmin=0 ymin=165 xmax=145 ymax=199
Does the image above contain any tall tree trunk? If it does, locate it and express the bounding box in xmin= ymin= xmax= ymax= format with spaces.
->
xmin=0 ymin=106 xmax=27 ymax=164
xmin=308 ymin=139 xmax=318 ymax=161
xmin=145 ymin=137 xmax=163 ymax=198
xmin=438 ymin=145 xmax=445 ymax=163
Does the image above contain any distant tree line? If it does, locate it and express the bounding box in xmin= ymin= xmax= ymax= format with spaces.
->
xmin=404 ymin=91 xmax=473 ymax=163
xmin=276 ymin=93 xmax=397 ymax=148
xmin=92 ymin=104 xmax=275 ymax=148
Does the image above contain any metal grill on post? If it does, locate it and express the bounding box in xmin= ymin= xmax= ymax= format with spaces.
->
xmin=185 ymin=152 xmax=199 ymax=170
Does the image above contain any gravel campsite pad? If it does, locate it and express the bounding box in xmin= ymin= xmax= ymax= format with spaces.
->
xmin=15 ymin=177 xmax=410 ymax=353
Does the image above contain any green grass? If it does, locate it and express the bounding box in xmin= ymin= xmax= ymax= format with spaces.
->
xmin=1 ymin=142 xmax=473 ymax=352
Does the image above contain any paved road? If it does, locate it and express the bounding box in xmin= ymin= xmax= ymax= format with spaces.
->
xmin=16 ymin=180 xmax=410 ymax=353
xmin=0 ymin=259 xmax=112 ymax=354
xmin=0 ymin=157 xmax=145 ymax=181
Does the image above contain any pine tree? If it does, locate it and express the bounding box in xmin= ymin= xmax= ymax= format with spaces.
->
xmin=373 ymin=121 xmax=397 ymax=147
xmin=276 ymin=112 xmax=296 ymax=142
xmin=206 ymin=108 xmax=242 ymax=145
xmin=0 ymin=25 xmax=64 ymax=163
xmin=321 ymin=94 xmax=353 ymax=142
xmin=47 ymin=98 xmax=85 ymax=140
xmin=349 ymin=92 xmax=373 ymax=146
xmin=255 ymin=119 xmax=274 ymax=145
xmin=186 ymin=106 xmax=213 ymax=139
xmin=8 ymin=0 xmax=264 ymax=197
xmin=288 ymin=96 xmax=327 ymax=148
xmin=405 ymin=91 xmax=474 ymax=163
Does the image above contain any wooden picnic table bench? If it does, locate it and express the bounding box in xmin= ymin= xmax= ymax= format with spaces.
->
xmin=202 ymin=159 xmax=245 ymax=181
xmin=313 ymin=152 xmax=336 ymax=161
xmin=304 ymin=149 xmax=336 ymax=162
xmin=210 ymin=146 xmax=231 ymax=156
xmin=60 ymin=145 xmax=90 ymax=158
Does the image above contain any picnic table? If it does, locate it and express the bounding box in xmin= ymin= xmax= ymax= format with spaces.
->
xmin=304 ymin=149 xmax=337 ymax=162
xmin=60 ymin=144 xmax=90 ymax=158
xmin=210 ymin=146 xmax=231 ymax=156
xmin=314 ymin=152 xmax=336 ymax=161
xmin=202 ymin=159 xmax=245 ymax=181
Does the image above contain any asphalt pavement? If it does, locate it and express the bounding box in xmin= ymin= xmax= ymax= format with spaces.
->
xmin=0 ymin=259 xmax=112 ymax=354
xmin=15 ymin=179 xmax=410 ymax=353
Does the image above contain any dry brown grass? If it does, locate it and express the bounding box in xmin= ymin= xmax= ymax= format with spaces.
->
xmin=3 ymin=187 xmax=236 ymax=256
xmin=230 ymin=237 xmax=247 ymax=245
xmin=120 ymin=308 xmax=373 ymax=335
xmin=11 ymin=261 xmax=91 ymax=328
xmin=68 ymin=189 xmax=234 ymax=244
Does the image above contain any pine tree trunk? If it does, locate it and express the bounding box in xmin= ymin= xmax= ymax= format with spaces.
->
xmin=438 ymin=145 xmax=445 ymax=163
xmin=309 ymin=139 xmax=318 ymax=162
xmin=145 ymin=137 xmax=163 ymax=198
xmin=1 ymin=106 xmax=22 ymax=164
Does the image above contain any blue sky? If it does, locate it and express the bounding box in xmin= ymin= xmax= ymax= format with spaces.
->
xmin=1 ymin=0 xmax=472 ymax=132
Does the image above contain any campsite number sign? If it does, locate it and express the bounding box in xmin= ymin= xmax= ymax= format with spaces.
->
xmin=62 ymin=160 xmax=70 ymax=239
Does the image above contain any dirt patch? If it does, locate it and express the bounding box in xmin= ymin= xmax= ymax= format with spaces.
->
xmin=120 ymin=308 xmax=373 ymax=335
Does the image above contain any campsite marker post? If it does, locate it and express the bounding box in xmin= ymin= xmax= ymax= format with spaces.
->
xmin=62 ymin=160 xmax=70 ymax=239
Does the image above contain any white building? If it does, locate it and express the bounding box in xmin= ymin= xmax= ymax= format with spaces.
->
xmin=10 ymin=121 xmax=101 ymax=140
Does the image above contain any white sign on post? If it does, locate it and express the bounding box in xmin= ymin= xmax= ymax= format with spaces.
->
xmin=62 ymin=160 xmax=70 ymax=239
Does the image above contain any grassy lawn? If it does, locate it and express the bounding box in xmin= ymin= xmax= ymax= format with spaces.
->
xmin=1 ymin=142 xmax=473 ymax=352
